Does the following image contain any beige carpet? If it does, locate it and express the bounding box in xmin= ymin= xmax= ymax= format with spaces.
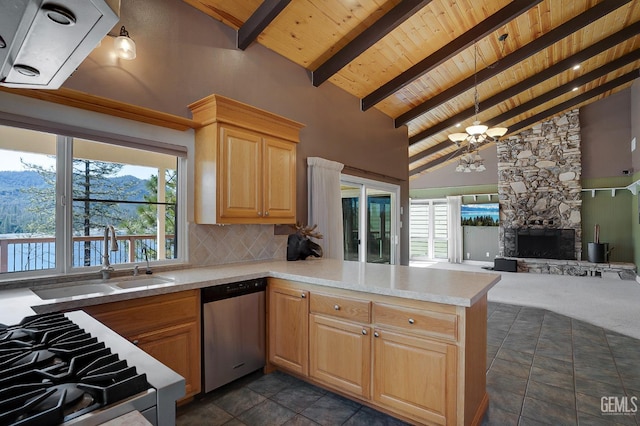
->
xmin=411 ymin=260 xmax=640 ymax=340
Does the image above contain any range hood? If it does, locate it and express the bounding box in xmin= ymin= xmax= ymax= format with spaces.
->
xmin=0 ymin=0 xmax=119 ymax=90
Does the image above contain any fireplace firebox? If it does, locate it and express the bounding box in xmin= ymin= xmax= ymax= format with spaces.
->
xmin=504 ymin=228 xmax=576 ymax=260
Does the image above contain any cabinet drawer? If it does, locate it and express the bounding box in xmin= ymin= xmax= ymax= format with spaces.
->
xmin=84 ymin=290 xmax=199 ymax=338
xmin=310 ymin=292 xmax=370 ymax=323
xmin=373 ymin=303 xmax=457 ymax=341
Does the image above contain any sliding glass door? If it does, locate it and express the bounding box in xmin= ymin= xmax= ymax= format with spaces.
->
xmin=341 ymin=176 xmax=399 ymax=264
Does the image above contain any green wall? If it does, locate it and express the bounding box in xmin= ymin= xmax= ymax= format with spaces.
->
xmin=632 ymin=172 xmax=640 ymax=269
xmin=581 ymin=177 xmax=634 ymax=263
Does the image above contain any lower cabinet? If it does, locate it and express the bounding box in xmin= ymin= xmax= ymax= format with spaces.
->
xmin=268 ymin=279 xmax=309 ymax=375
xmin=372 ymin=328 xmax=457 ymax=425
xmin=82 ymin=290 xmax=201 ymax=402
xmin=267 ymin=279 xmax=487 ymax=426
xmin=309 ymin=314 xmax=371 ymax=399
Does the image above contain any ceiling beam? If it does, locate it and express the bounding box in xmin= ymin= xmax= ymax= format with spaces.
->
xmin=396 ymin=0 xmax=633 ymax=127
xmin=408 ymin=21 xmax=640 ymax=146
xmin=409 ymin=48 xmax=640 ymax=163
xmin=409 ymin=68 xmax=640 ymax=176
xmin=361 ymin=0 xmax=542 ymax=111
xmin=237 ymin=0 xmax=291 ymax=50
xmin=312 ymin=0 xmax=432 ymax=87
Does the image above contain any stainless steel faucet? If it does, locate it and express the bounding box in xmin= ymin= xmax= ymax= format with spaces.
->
xmin=101 ymin=225 xmax=119 ymax=279
xmin=142 ymin=247 xmax=153 ymax=275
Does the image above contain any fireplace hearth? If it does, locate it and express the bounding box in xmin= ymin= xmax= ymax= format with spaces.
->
xmin=504 ymin=228 xmax=576 ymax=260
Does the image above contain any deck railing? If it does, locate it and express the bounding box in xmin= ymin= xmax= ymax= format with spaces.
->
xmin=0 ymin=234 xmax=175 ymax=273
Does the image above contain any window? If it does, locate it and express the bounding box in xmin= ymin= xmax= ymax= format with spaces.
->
xmin=0 ymin=125 xmax=185 ymax=277
xmin=409 ymin=199 xmax=448 ymax=261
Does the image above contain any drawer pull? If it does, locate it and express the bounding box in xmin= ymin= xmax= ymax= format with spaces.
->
xmin=374 ymin=332 xmax=379 ymax=338
xmin=408 ymin=318 xmax=415 ymax=325
xmin=362 ymin=329 xmax=367 ymax=335
xmin=301 ymin=293 xmax=306 ymax=298
xmin=334 ymin=304 xmax=340 ymax=311
xmin=132 ymin=340 xmax=139 ymax=346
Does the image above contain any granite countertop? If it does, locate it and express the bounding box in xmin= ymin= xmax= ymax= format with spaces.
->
xmin=0 ymin=259 xmax=501 ymax=324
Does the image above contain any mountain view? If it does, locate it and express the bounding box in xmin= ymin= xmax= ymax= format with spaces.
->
xmin=0 ymin=171 xmax=151 ymax=235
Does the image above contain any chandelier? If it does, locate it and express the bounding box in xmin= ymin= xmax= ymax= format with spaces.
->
xmin=448 ymin=43 xmax=508 ymax=172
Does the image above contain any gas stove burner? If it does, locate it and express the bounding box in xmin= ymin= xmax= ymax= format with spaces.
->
xmin=0 ymin=313 xmax=154 ymax=426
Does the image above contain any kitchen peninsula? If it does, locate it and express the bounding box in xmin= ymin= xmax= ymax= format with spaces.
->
xmin=0 ymin=259 xmax=500 ymax=426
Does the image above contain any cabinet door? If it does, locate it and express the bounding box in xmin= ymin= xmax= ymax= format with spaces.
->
xmin=268 ymin=285 xmax=309 ymax=375
xmin=309 ymin=314 xmax=371 ymax=399
xmin=219 ymin=126 xmax=262 ymax=219
xmin=373 ymin=329 xmax=457 ymax=425
xmin=262 ymin=137 xmax=296 ymax=221
xmin=132 ymin=321 xmax=201 ymax=400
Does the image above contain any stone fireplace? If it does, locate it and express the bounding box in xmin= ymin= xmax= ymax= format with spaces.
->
xmin=497 ymin=110 xmax=582 ymax=260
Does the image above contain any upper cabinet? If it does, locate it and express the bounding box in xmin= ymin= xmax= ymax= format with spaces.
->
xmin=189 ymin=94 xmax=304 ymax=224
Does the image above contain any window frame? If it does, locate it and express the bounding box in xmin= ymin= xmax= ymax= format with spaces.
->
xmin=0 ymin=122 xmax=188 ymax=282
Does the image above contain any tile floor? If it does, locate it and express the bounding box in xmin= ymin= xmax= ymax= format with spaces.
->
xmin=176 ymin=302 xmax=640 ymax=425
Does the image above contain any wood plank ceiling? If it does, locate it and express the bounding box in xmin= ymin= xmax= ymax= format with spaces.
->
xmin=183 ymin=0 xmax=640 ymax=178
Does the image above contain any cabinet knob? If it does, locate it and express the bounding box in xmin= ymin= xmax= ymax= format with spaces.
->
xmin=362 ymin=329 xmax=367 ymax=335
xmin=374 ymin=332 xmax=379 ymax=338
xmin=132 ymin=339 xmax=139 ymax=346
xmin=408 ymin=318 xmax=415 ymax=325
xmin=265 ymin=211 xmax=269 ymax=216
xmin=301 ymin=293 xmax=306 ymax=298
xmin=257 ymin=211 xmax=262 ymax=216
xmin=334 ymin=304 xmax=340 ymax=311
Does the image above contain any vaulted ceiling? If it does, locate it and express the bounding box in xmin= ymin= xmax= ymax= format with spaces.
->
xmin=183 ymin=0 xmax=640 ymax=178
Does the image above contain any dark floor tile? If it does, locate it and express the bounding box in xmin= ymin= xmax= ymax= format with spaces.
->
xmin=518 ymin=416 xmax=552 ymax=426
xmin=481 ymin=404 xmax=520 ymax=425
xmin=487 ymin=371 xmax=528 ymax=396
xmin=342 ymin=406 xmax=410 ymax=426
xmin=177 ymin=400 xmax=234 ymax=426
xmin=531 ymin=354 xmax=574 ymax=376
xmin=521 ymin=396 xmax=577 ymax=425
xmin=488 ymin=358 xmax=531 ymax=380
xmin=271 ymin=382 xmax=325 ymax=413
xmin=214 ymin=387 xmax=266 ymax=417
xmin=222 ymin=419 xmax=247 ymax=426
xmin=487 ymin=343 xmax=501 ymax=358
xmin=502 ymin=334 xmax=538 ymax=354
xmin=300 ymin=394 xmax=361 ymax=426
xmin=529 ymin=366 xmax=574 ymax=391
xmin=577 ymin=410 xmax=633 ymax=426
xmin=496 ymin=347 xmax=535 ymax=367
xmin=246 ymin=371 xmax=292 ymax=398
xmin=575 ymin=376 xmax=630 ymax=400
xmin=237 ymin=399 xmax=296 ymax=426
xmin=487 ymin=384 xmax=525 ymax=415
xmin=525 ymin=380 xmax=576 ymax=409
xmin=281 ymin=415 xmax=322 ymax=426
xmin=574 ymin=364 xmax=623 ymax=388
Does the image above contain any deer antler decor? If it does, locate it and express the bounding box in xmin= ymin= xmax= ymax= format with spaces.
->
xmin=291 ymin=222 xmax=323 ymax=239
xmin=287 ymin=223 xmax=324 ymax=261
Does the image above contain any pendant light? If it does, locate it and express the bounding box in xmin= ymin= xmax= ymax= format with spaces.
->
xmin=449 ymin=43 xmax=507 ymax=172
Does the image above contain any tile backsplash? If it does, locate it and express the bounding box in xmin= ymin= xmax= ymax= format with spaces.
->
xmin=188 ymin=223 xmax=288 ymax=266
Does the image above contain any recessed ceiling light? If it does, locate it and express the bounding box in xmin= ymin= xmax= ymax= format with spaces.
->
xmin=455 ymin=123 xmax=461 ymax=128
xmin=573 ymin=65 xmax=580 ymax=70
xmin=572 ymin=87 xmax=579 ymax=91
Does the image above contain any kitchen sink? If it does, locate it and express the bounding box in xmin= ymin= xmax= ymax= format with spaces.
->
xmin=111 ymin=276 xmax=174 ymax=289
xmin=33 ymin=283 xmax=118 ymax=300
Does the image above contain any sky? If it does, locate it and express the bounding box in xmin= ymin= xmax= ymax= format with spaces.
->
xmin=0 ymin=151 xmax=155 ymax=179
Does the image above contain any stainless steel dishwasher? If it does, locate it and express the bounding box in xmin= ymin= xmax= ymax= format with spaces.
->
xmin=201 ymin=278 xmax=266 ymax=393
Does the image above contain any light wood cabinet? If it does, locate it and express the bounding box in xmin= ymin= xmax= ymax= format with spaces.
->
xmin=189 ymin=94 xmax=304 ymax=224
xmin=309 ymin=314 xmax=371 ymax=399
xmin=267 ymin=279 xmax=309 ymax=375
xmin=372 ymin=327 xmax=456 ymax=425
xmin=266 ymin=279 xmax=489 ymax=426
xmin=308 ymin=291 xmax=372 ymax=398
xmin=82 ymin=290 xmax=201 ymax=402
